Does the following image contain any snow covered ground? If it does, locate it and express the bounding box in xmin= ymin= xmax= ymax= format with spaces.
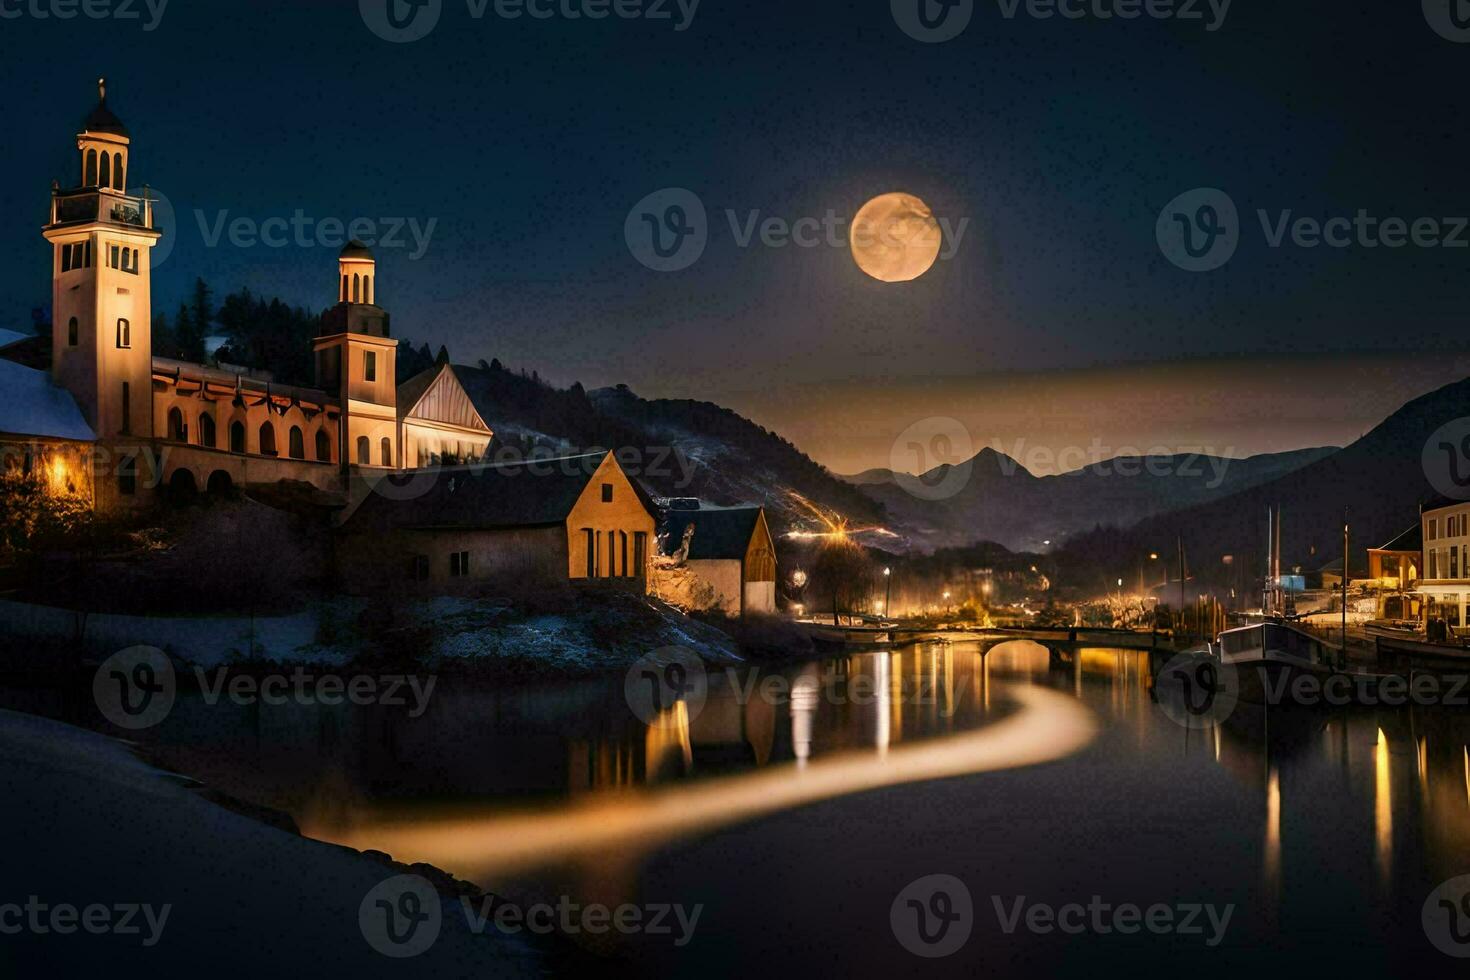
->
xmin=0 ymin=592 xmax=741 ymax=676
xmin=0 ymin=708 xmax=549 ymax=975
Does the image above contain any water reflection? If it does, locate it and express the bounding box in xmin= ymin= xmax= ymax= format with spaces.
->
xmin=43 ymin=639 xmax=1468 ymax=914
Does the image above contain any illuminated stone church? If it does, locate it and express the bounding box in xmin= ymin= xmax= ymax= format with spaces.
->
xmin=31 ymin=81 xmax=494 ymax=510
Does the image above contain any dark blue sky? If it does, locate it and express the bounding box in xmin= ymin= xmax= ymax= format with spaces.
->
xmin=3 ymin=0 xmax=1468 ymax=472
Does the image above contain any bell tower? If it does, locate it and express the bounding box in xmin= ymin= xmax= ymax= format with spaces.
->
xmin=315 ymin=241 xmax=399 ymax=468
xmin=43 ymin=79 xmax=162 ymax=503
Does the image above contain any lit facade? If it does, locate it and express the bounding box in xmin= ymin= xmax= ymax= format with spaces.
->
xmin=36 ymin=82 xmax=492 ymax=509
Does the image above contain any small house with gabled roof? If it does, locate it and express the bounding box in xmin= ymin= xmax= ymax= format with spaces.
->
xmin=337 ymin=450 xmax=657 ymax=592
xmin=661 ymin=502 xmax=777 ymax=616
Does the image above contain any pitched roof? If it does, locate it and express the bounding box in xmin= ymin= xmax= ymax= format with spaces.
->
xmin=1374 ymin=524 xmax=1422 ymax=553
xmin=0 ymin=359 xmax=95 ymax=442
xmin=662 ymin=505 xmax=764 ymax=560
xmin=397 ymin=363 xmax=491 ymax=432
xmin=346 ymin=451 xmax=650 ymax=530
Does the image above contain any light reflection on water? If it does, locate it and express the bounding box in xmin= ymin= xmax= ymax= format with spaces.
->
xmin=46 ymin=637 xmax=1470 ymax=962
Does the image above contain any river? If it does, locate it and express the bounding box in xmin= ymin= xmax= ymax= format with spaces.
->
xmin=10 ymin=639 xmax=1470 ymax=974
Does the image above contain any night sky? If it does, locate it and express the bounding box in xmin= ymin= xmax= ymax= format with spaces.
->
xmin=3 ymin=0 xmax=1468 ymax=474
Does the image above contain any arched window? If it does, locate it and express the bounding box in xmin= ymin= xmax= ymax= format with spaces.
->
xmin=315 ymin=429 xmax=331 ymax=462
xmin=199 ymin=413 xmax=216 ymax=448
xmin=364 ymin=277 xmax=372 ymax=305
xmin=356 ymin=436 xmax=370 ymax=464
xmin=289 ymin=426 xmax=305 ymax=459
xmin=230 ymin=421 xmax=246 ymax=453
xmin=167 ymin=407 xmax=186 ymax=442
xmin=85 ymin=149 xmax=97 ymax=186
xmin=259 ymin=422 xmax=277 ymax=456
xmin=116 ymin=318 xmax=130 ymax=348
xmin=67 ymin=317 xmax=78 ymax=347
xmin=115 ymin=159 xmax=125 ymax=190
xmin=341 ymin=275 xmax=349 ymax=302
xmin=381 ymin=438 xmax=392 ymax=467
xmin=99 ymin=152 xmax=111 ymax=189
xmin=353 ymin=273 xmax=360 ymax=303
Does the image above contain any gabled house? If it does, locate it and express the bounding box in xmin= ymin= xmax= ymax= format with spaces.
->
xmin=660 ymin=502 xmax=777 ymax=616
xmin=395 ymin=360 xmax=493 ymax=468
xmin=337 ymin=451 xmax=657 ymax=592
xmin=1368 ymin=524 xmax=1421 ymax=621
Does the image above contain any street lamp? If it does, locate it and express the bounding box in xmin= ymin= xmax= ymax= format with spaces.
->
xmin=883 ymin=567 xmax=893 ymax=621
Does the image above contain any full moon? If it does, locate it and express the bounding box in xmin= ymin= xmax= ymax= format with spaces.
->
xmin=849 ymin=192 xmax=943 ymax=283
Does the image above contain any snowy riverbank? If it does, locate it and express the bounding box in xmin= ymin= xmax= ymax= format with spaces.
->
xmin=0 ymin=707 xmax=557 ymax=975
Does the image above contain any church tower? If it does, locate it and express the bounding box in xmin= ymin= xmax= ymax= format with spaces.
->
xmin=43 ymin=79 xmax=162 ymax=506
xmin=315 ymin=241 xmax=399 ymax=468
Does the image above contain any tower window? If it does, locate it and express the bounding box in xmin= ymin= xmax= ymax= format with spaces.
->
xmin=67 ymin=318 xmax=78 ymax=347
xmin=601 ymin=483 xmax=613 ymax=503
xmin=259 ymin=422 xmax=277 ymax=456
xmin=364 ymin=351 xmax=377 ymax=382
xmin=120 ymin=382 xmax=130 ymax=435
xmin=353 ymin=273 xmax=361 ymax=303
xmin=230 ymin=421 xmax=246 ymax=454
xmin=167 ymin=407 xmax=186 ymax=442
xmin=116 ymin=318 xmax=130 ymax=349
xmin=99 ymin=152 xmax=111 ymax=189
xmin=85 ymin=149 xmax=98 ymax=187
xmin=341 ymin=275 xmax=349 ymax=303
xmin=315 ymin=429 xmax=331 ymax=462
xmin=356 ymin=436 xmax=370 ymax=464
xmin=199 ymin=413 xmax=216 ymax=449
xmin=109 ymin=245 xmax=120 ymax=269
xmin=60 ymin=242 xmax=89 ymax=273
xmin=364 ymin=277 xmax=372 ymax=305
xmin=289 ymin=426 xmax=305 ymax=460
xmin=381 ymin=437 xmax=392 ymax=467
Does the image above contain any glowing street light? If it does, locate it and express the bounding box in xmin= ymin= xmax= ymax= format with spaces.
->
xmin=882 ymin=567 xmax=893 ymax=620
